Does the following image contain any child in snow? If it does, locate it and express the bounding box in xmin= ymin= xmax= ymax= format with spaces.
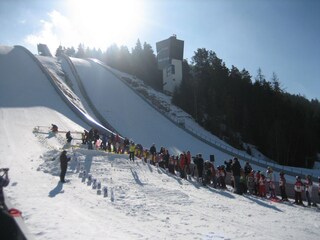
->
xmin=279 ymin=172 xmax=288 ymax=201
xmin=218 ymin=166 xmax=227 ymax=189
xmin=247 ymin=170 xmax=255 ymax=195
xmin=266 ymin=167 xmax=276 ymax=198
xmin=294 ymin=176 xmax=304 ymax=205
xmin=318 ymin=177 xmax=320 ymax=201
xmin=51 ymin=124 xmax=58 ymax=132
xmin=259 ymin=174 xmax=266 ymax=197
xmin=305 ymin=175 xmax=316 ymax=207
xmin=168 ymin=156 xmax=175 ymax=175
xmin=255 ymin=171 xmax=261 ymax=196
xmin=240 ymin=170 xmax=247 ymax=194
xmin=66 ymin=131 xmax=72 ymax=143
xmin=129 ymin=142 xmax=136 ymax=161
xmin=179 ymin=153 xmax=187 ymax=179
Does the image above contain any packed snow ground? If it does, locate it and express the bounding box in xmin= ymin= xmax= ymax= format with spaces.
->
xmin=0 ymin=45 xmax=320 ymax=240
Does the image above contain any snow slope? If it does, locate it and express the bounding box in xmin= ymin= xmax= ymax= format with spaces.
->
xmin=71 ymin=57 xmax=232 ymax=161
xmin=1 ymin=45 xmax=320 ymax=240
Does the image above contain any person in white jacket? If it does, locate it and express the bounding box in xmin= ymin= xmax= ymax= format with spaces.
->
xmin=294 ymin=176 xmax=304 ymax=205
xmin=266 ymin=167 xmax=276 ymax=198
xmin=305 ymin=175 xmax=317 ymax=207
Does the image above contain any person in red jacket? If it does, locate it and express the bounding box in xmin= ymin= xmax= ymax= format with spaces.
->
xmin=294 ymin=176 xmax=304 ymax=205
xmin=255 ymin=171 xmax=261 ymax=196
xmin=259 ymin=174 xmax=266 ymax=197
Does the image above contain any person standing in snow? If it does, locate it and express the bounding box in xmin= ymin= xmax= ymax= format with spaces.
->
xmin=198 ymin=154 xmax=205 ymax=183
xmin=318 ymin=177 xmax=320 ymax=201
xmin=66 ymin=131 xmax=72 ymax=143
xmin=162 ymin=149 xmax=170 ymax=169
xmin=203 ymin=161 xmax=213 ymax=186
xmin=60 ymin=150 xmax=70 ymax=183
xmin=219 ymin=165 xmax=227 ymax=189
xmin=123 ymin=138 xmax=130 ymax=153
xmin=51 ymin=124 xmax=58 ymax=133
xmin=240 ymin=169 xmax=247 ymax=194
xmin=224 ymin=159 xmax=232 ymax=173
xmin=194 ymin=154 xmax=204 ymax=183
xmin=279 ymin=172 xmax=288 ymax=201
xmin=149 ymin=143 xmax=157 ymax=162
xmin=254 ymin=171 xmax=261 ymax=196
xmin=82 ymin=130 xmax=88 ymax=145
xmin=185 ymin=151 xmax=191 ymax=176
xmin=266 ymin=167 xmax=276 ymax=198
xmin=244 ymin=161 xmax=252 ymax=177
xmin=246 ymin=170 xmax=255 ymax=194
xmin=294 ymin=176 xmax=304 ymax=205
xmin=168 ymin=156 xmax=175 ymax=175
xmin=304 ymin=175 xmax=316 ymax=207
xmin=87 ymin=128 xmax=94 ymax=150
xmin=0 ymin=168 xmax=9 ymax=208
xmin=259 ymin=174 xmax=266 ymax=197
xmin=129 ymin=142 xmax=136 ymax=161
xmin=231 ymin=157 xmax=242 ymax=195
xmin=179 ymin=153 xmax=186 ymax=179
xmin=101 ymin=133 xmax=107 ymax=150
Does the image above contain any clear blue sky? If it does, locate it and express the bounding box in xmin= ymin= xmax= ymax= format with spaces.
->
xmin=1 ymin=0 xmax=319 ymax=100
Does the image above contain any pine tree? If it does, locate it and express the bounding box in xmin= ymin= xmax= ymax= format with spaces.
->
xmin=75 ymin=43 xmax=85 ymax=58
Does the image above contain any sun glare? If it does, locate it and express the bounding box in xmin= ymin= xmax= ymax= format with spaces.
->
xmin=67 ymin=0 xmax=143 ymax=48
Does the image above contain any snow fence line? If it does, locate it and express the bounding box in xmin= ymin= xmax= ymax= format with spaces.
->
xmin=3 ymin=192 xmax=35 ymax=240
xmin=90 ymin=59 xmax=318 ymax=183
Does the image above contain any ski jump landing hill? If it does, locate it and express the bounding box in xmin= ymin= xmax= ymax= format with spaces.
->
xmin=0 ymin=46 xmax=320 ymax=238
xmin=1 ymin=45 xmax=318 ymax=181
xmin=1 ymin=45 xmax=319 ymax=192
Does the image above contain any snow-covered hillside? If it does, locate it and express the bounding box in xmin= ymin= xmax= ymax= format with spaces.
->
xmin=0 ymin=45 xmax=320 ymax=240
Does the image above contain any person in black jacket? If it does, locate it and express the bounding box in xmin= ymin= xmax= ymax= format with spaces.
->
xmin=224 ymin=159 xmax=232 ymax=173
xmin=51 ymin=124 xmax=58 ymax=133
xmin=0 ymin=208 xmax=19 ymax=240
xmin=244 ymin=161 xmax=252 ymax=176
xmin=149 ymin=143 xmax=157 ymax=162
xmin=194 ymin=153 xmax=204 ymax=183
xmin=60 ymin=150 xmax=70 ymax=183
xmin=231 ymin=157 xmax=242 ymax=194
xmin=66 ymin=131 xmax=72 ymax=143
xmin=0 ymin=168 xmax=9 ymax=208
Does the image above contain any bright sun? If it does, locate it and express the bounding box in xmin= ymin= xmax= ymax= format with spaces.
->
xmin=67 ymin=0 xmax=143 ymax=48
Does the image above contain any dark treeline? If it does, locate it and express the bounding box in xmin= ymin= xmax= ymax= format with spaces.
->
xmin=56 ymin=43 xmax=320 ymax=168
xmin=173 ymin=48 xmax=320 ymax=168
